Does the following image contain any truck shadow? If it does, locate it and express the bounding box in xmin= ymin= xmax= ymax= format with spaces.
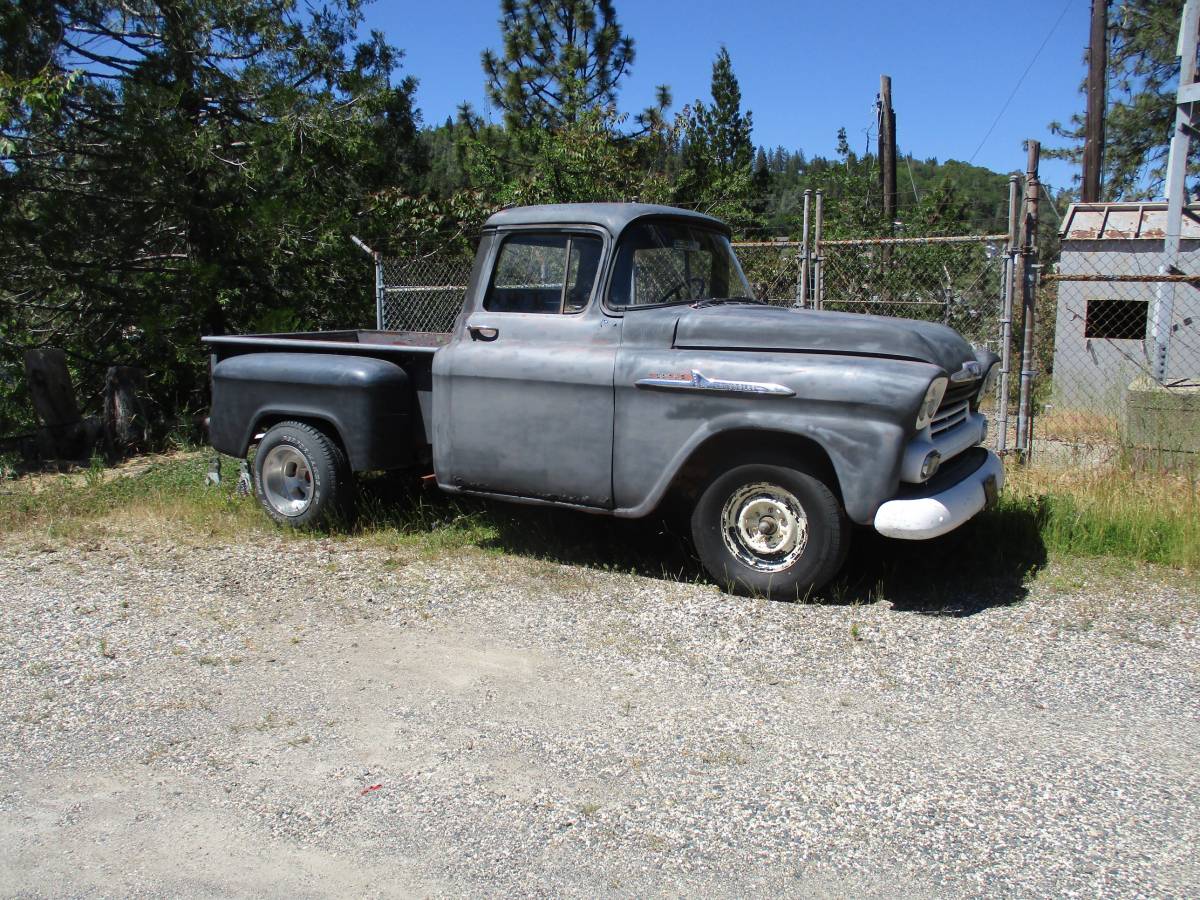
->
xmin=355 ymin=477 xmax=1046 ymax=617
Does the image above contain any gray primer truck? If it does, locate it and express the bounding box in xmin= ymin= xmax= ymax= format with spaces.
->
xmin=205 ymin=203 xmax=1003 ymax=600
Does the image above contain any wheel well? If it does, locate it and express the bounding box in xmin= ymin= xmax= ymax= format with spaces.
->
xmin=251 ymin=414 xmax=348 ymax=458
xmin=665 ymin=429 xmax=843 ymax=508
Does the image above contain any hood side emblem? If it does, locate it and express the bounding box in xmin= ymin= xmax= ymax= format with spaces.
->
xmin=635 ymin=369 xmax=795 ymax=397
xmin=950 ymin=361 xmax=982 ymax=383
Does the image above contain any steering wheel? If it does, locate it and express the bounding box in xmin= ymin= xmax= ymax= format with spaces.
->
xmin=655 ymin=276 xmax=707 ymax=303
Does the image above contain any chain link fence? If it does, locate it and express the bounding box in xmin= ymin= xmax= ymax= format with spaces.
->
xmin=815 ymin=235 xmax=1008 ymax=348
xmin=377 ymin=255 xmax=473 ymax=333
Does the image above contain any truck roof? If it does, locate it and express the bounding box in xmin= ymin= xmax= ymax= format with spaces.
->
xmin=482 ymin=203 xmax=729 ymax=236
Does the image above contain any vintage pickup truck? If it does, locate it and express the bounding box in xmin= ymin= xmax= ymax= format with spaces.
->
xmin=204 ymin=203 xmax=1002 ymax=600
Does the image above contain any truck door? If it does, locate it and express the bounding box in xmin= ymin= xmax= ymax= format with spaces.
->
xmin=433 ymin=230 xmax=619 ymax=508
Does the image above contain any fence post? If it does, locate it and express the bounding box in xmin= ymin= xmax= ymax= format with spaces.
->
xmin=351 ymin=235 xmax=384 ymax=330
xmin=1015 ymin=142 xmax=1041 ymax=459
xmin=813 ymin=190 xmax=825 ymax=310
xmin=798 ymin=189 xmax=812 ymax=308
xmin=996 ymin=174 xmax=1021 ymax=454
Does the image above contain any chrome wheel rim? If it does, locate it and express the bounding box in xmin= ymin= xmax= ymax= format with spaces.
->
xmin=261 ymin=445 xmax=314 ymax=517
xmin=720 ymin=482 xmax=808 ymax=572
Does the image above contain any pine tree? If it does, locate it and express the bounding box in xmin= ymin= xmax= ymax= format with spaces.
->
xmin=691 ymin=47 xmax=754 ymax=174
xmin=481 ymin=0 xmax=636 ymax=131
xmin=675 ymin=46 xmax=757 ymax=225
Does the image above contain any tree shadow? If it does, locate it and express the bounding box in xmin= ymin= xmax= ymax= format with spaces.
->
xmin=353 ymin=475 xmax=1047 ymax=616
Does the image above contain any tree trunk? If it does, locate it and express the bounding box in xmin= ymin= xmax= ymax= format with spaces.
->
xmin=103 ymin=366 xmax=147 ymax=456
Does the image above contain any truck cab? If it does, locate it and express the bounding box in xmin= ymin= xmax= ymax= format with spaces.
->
xmin=205 ymin=203 xmax=1003 ymax=600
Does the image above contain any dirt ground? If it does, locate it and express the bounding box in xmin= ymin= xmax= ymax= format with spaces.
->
xmin=1 ymin=519 xmax=1197 ymax=898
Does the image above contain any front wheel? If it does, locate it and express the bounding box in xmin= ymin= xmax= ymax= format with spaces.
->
xmin=690 ymin=461 xmax=849 ymax=601
xmin=253 ymin=421 xmax=352 ymax=529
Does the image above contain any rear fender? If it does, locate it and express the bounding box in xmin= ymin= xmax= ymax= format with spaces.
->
xmin=208 ymin=352 xmax=412 ymax=471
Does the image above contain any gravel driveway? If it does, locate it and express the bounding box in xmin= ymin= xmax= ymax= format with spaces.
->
xmin=1 ymin=520 xmax=1197 ymax=898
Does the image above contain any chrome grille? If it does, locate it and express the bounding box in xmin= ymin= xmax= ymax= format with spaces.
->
xmin=931 ymin=400 xmax=970 ymax=435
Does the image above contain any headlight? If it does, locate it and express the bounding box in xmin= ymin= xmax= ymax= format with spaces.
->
xmin=979 ymin=361 xmax=1000 ymax=399
xmin=915 ymin=377 xmax=948 ymax=431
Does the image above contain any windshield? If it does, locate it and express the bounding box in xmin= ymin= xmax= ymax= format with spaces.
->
xmin=608 ymin=221 xmax=754 ymax=308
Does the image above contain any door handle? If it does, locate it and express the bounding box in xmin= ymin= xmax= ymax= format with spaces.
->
xmin=468 ymin=325 xmax=499 ymax=342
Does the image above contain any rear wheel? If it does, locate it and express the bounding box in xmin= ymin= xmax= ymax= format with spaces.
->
xmin=690 ymin=460 xmax=849 ymax=600
xmin=253 ymin=421 xmax=352 ymax=529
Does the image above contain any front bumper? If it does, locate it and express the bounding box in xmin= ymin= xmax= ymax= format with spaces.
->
xmin=873 ymin=448 xmax=1004 ymax=540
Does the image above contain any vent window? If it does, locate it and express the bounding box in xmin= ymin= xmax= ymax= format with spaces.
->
xmin=1084 ymin=298 xmax=1147 ymax=340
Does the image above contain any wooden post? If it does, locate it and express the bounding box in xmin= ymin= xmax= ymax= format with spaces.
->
xmin=23 ymin=349 xmax=85 ymax=460
xmin=1082 ymin=0 xmax=1108 ymax=202
xmin=878 ymin=75 xmax=897 ymax=229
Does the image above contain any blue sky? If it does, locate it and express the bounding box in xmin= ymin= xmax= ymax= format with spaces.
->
xmin=363 ymin=0 xmax=1089 ymax=193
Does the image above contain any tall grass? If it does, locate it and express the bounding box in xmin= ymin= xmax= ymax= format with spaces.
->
xmin=0 ymin=456 xmax=263 ymax=540
xmin=999 ymin=462 xmax=1199 ymax=570
xmin=3 ymin=453 xmax=1197 ymax=576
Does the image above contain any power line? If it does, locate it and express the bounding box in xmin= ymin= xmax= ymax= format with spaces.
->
xmin=968 ymin=0 xmax=1076 ymax=164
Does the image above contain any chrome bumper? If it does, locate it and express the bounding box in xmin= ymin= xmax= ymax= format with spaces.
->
xmin=874 ymin=449 xmax=1004 ymax=540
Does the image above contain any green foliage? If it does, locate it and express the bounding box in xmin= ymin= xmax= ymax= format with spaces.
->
xmin=0 ymin=0 xmax=1027 ymax=450
xmin=459 ymin=107 xmax=670 ymax=206
xmin=1001 ymin=464 xmax=1199 ymax=569
xmin=1048 ymin=0 xmax=1200 ymax=199
xmin=1 ymin=1 xmax=432 ymax=437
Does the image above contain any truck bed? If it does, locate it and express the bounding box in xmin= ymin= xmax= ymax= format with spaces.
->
xmin=203 ymin=329 xmax=444 ymax=454
xmin=203 ymin=329 xmax=450 ymax=356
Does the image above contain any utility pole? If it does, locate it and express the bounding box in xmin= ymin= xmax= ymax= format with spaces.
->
xmin=878 ymin=75 xmax=897 ymax=230
xmin=1082 ymin=0 xmax=1108 ymax=202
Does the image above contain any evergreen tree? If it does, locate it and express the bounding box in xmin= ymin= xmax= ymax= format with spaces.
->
xmin=481 ymin=0 xmax=636 ymax=131
xmin=689 ymin=47 xmax=754 ymax=174
xmin=676 ymin=46 xmax=757 ymax=225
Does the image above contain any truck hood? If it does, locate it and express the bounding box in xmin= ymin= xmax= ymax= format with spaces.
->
xmin=671 ymin=304 xmax=975 ymax=373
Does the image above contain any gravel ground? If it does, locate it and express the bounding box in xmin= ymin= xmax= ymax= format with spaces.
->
xmin=0 ymin=520 xmax=1197 ymax=898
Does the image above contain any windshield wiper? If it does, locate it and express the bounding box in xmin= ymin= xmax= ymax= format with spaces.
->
xmin=690 ymin=296 xmax=766 ymax=308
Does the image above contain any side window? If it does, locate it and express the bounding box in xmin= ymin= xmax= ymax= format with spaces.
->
xmin=484 ymin=233 xmax=603 ymax=314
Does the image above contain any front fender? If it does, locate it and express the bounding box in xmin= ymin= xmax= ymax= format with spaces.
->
xmin=612 ymin=350 xmax=940 ymax=524
xmin=613 ymin=409 xmax=907 ymax=524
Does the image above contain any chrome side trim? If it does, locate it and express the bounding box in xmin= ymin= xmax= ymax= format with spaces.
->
xmin=634 ymin=369 xmax=795 ymax=397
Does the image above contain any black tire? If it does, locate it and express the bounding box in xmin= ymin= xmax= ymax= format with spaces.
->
xmin=252 ymin=421 xmax=353 ymax=529
xmin=690 ymin=459 xmax=849 ymax=601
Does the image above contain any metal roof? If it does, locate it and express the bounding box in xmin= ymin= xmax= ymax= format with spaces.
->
xmin=1060 ymin=201 xmax=1200 ymax=240
xmin=482 ymin=203 xmax=729 ymax=235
